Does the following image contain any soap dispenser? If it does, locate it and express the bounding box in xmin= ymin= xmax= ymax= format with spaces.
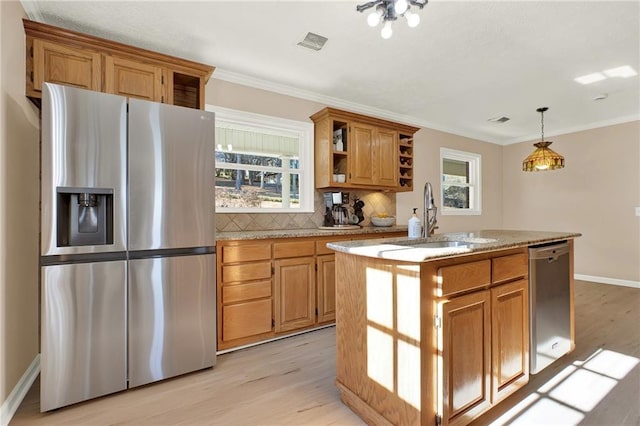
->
xmin=408 ymin=208 xmax=422 ymax=238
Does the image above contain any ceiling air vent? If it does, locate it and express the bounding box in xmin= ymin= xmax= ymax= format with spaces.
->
xmin=488 ymin=116 xmax=510 ymax=123
xmin=297 ymin=32 xmax=328 ymax=51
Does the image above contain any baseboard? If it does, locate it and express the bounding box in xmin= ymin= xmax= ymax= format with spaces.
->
xmin=0 ymin=354 xmax=40 ymax=426
xmin=575 ymin=274 xmax=640 ymax=289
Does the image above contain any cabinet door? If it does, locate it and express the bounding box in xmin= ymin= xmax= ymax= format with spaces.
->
xmin=439 ymin=290 xmax=491 ymax=426
xmin=316 ymin=254 xmax=336 ymax=323
xmin=274 ymin=257 xmax=316 ymax=332
xmin=350 ymin=123 xmax=375 ymax=184
xmin=375 ymin=128 xmax=398 ymax=187
xmin=33 ymin=39 xmax=101 ymax=92
xmin=104 ymin=56 xmax=164 ymax=102
xmin=491 ymin=279 xmax=529 ymax=404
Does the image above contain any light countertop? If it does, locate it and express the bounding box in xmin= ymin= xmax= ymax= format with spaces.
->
xmin=326 ymin=229 xmax=581 ymax=262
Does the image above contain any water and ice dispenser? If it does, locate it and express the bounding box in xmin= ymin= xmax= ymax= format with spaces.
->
xmin=56 ymin=187 xmax=114 ymax=247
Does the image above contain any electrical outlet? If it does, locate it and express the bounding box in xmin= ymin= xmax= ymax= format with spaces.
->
xmin=636 ymin=207 xmax=640 ymax=217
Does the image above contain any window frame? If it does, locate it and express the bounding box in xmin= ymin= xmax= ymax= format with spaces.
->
xmin=206 ymin=105 xmax=314 ymax=213
xmin=440 ymin=147 xmax=482 ymax=216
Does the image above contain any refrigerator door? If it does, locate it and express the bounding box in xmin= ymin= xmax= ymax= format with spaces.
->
xmin=41 ymin=83 xmax=127 ymax=256
xmin=40 ymin=261 xmax=127 ymax=411
xmin=128 ymin=253 xmax=216 ymax=388
xmin=128 ymin=99 xmax=215 ymax=251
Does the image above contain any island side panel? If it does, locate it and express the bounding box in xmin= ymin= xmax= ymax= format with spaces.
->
xmin=569 ymin=239 xmax=575 ymax=350
xmin=335 ymin=251 xmax=422 ymax=425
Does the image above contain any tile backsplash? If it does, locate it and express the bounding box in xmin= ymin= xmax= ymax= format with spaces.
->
xmin=216 ymin=190 xmax=396 ymax=232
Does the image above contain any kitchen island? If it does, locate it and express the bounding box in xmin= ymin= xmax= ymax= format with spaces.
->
xmin=327 ymin=230 xmax=580 ymax=426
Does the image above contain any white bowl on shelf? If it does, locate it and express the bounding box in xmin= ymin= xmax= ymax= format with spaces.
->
xmin=370 ymin=216 xmax=396 ymax=227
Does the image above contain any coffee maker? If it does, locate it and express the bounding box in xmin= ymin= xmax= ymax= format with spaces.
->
xmin=323 ymin=191 xmax=350 ymax=227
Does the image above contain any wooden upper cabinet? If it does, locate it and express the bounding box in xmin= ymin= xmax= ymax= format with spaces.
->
xmin=310 ymin=107 xmax=418 ymax=192
xmin=32 ymin=39 xmax=102 ymax=93
xmin=350 ymin=123 xmax=375 ymax=185
xmin=375 ymin=127 xmax=399 ymax=187
xmin=23 ymin=19 xmax=214 ymax=109
xmin=104 ymin=56 xmax=164 ymax=102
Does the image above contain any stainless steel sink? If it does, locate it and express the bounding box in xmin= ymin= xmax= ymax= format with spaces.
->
xmin=415 ymin=241 xmax=468 ymax=248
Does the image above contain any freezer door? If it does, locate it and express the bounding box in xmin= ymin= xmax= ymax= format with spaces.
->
xmin=40 ymin=261 xmax=127 ymax=411
xmin=128 ymin=99 xmax=215 ymax=251
xmin=41 ymin=83 xmax=127 ymax=256
xmin=128 ymin=254 xmax=216 ymax=388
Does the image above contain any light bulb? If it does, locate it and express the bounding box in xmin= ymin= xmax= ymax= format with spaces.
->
xmin=394 ymin=0 xmax=408 ymax=15
xmin=381 ymin=21 xmax=393 ymax=39
xmin=367 ymin=9 xmax=382 ymax=27
xmin=405 ymin=9 xmax=420 ymax=27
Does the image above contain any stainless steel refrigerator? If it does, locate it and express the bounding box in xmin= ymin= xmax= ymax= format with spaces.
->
xmin=40 ymin=82 xmax=216 ymax=412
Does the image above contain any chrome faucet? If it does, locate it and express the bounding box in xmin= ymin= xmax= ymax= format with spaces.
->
xmin=422 ymin=182 xmax=438 ymax=237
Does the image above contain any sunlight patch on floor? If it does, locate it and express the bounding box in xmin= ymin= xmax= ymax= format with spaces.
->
xmin=489 ymin=349 xmax=639 ymax=426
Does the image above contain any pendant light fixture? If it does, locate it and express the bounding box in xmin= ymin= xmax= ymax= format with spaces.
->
xmin=522 ymin=107 xmax=565 ymax=172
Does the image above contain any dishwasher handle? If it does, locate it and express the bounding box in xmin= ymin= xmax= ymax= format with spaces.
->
xmin=529 ymin=242 xmax=570 ymax=261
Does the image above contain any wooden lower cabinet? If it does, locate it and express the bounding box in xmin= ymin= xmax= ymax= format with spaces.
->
xmin=217 ymin=231 xmax=405 ymax=351
xmin=491 ymin=279 xmax=529 ymax=404
xmin=316 ymin=254 xmax=336 ymax=323
xmin=222 ymin=298 xmax=272 ymax=342
xmin=274 ymin=257 xmax=315 ymax=332
xmin=440 ymin=279 xmax=530 ymax=426
xmin=440 ymin=290 xmax=492 ymax=426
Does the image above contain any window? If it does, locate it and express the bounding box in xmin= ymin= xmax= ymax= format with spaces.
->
xmin=207 ymin=105 xmax=314 ymax=213
xmin=440 ymin=148 xmax=481 ymax=215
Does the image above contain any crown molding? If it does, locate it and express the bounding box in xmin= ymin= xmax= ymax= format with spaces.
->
xmin=20 ymin=0 xmax=45 ymax=22
xmin=212 ymin=68 xmax=502 ymax=145
xmin=504 ymin=114 xmax=640 ymax=145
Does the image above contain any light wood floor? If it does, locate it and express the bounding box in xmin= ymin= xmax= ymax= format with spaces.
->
xmin=11 ymin=281 xmax=640 ymax=425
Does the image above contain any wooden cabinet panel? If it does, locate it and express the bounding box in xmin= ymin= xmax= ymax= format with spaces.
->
xmin=222 ymin=243 xmax=271 ymax=263
xmin=491 ymin=279 xmax=529 ymax=404
xmin=350 ymin=123 xmax=375 ymax=185
xmin=222 ymin=261 xmax=271 ymax=283
xmin=222 ymin=280 xmax=271 ymax=304
xmin=440 ymin=290 xmax=491 ymax=426
xmin=33 ymin=39 xmax=101 ymax=92
xmin=375 ymin=128 xmax=398 ymax=187
xmin=222 ymin=299 xmax=272 ymax=341
xmin=104 ymin=56 xmax=163 ymax=102
xmin=492 ymin=253 xmax=528 ymax=284
xmin=273 ymin=240 xmax=314 ymax=259
xmin=274 ymin=257 xmax=315 ymax=332
xmin=316 ymin=254 xmax=336 ymax=323
xmin=439 ymin=260 xmax=491 ymax=297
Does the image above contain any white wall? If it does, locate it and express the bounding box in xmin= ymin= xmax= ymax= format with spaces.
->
xmin=0 ymin=0 xmax=40 ymax=418
xmin=503 ymin=121 xmax=640 ymax=283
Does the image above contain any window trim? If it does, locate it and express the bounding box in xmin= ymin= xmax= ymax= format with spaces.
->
xmin=206 ymin=104 xmax=315 ymax=213
xmin=440 ymin=147 xmax=482 ymax=216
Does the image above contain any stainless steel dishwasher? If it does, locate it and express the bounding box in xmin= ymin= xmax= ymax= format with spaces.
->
xmin=529 ymin=241 xmax=572 ymax=374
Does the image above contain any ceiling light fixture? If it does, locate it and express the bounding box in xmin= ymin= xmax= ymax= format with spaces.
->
xmin=603 ymin=65 xmax=638 ymax=78
xmin=574 ymin=72 xmax=606 ymax=85
xmin=357 ymin=0 xmax=428 ymax=39
xmin=522 ymin=107 xmax=565 ymax=172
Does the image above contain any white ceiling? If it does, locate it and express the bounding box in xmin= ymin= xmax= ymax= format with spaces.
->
xmin=21 ymin=0 xmax=640 ymax=145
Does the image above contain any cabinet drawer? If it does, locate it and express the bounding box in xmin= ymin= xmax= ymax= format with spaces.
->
xmin=316 ymin=240 xmax=340 ymax=255
xmin=273 ymin=240 xmax=315 ymax=259
xmin=438 ymin=259 xmax=491 ymax=297
xmin=222 ymin=299 xmax=272 ymax=342
xmin=222 ymin=280 xmax=271 ymax=304
xmin=222 ymin=244 xmax=271 ymax=264
xmin=222 ymin=261 xmax=271 ymax=283
xmin=492 ymin=253 xmax=528 ymax=283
